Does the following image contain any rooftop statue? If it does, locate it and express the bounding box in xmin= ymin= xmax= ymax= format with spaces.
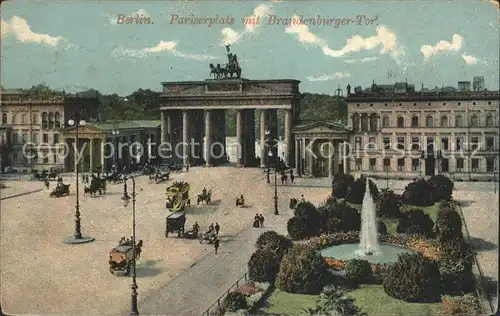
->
xmin=209 ymin=44 xmax=242 ymax=79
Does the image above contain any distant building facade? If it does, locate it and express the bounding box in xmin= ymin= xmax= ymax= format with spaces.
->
xmin=346 ymin=81 xmax=499 ymax=181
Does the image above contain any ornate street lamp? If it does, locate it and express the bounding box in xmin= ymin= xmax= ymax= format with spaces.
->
xmin=265 ymin=129 xmax=271 ymax=184
xmin=64 ymin=119 xmax=94 ymax=244
xmin=268 ymin=151 xmax=279 ymax=215
xmin=121 ymin=176 xmax=139 ymax=316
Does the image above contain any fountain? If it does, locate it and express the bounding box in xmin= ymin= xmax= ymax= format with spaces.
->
xmin=320 ymin=178 xmax=410 ymax=264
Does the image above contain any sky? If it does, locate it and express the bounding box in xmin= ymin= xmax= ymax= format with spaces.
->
xmin=1 ymin=0 xmax=499 ymax=96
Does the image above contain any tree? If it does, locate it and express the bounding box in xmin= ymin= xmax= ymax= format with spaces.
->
xmin=255 ymin=231 xmax=292 ymax=259
xmin=436 ymin=202 xmax=462 ymax=241
xmin=345 ymin=176 xmax=379 ymax=204
xmin=331 ymin=173 xmax=354 ymax=199
xmin=248 ymin=249 xmax=281 ymax=282
xmin=320 ymin=201 xmax=361 ymax=233
xmin=376 ymin=190 xmax=403 ymax=218
xmin=276 ymin=244 xmax=330 ymax=294
xmin=402 ymin=179 xmax=434 ymax=206
xmin=287 ymin=202 xmax=323 ymax=240
xmin=396 ymin=210 xmax=435 ymax=238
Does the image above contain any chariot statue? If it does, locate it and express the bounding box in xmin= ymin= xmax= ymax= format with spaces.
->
xmin=209 ymin=44 xmax=242 ymax=79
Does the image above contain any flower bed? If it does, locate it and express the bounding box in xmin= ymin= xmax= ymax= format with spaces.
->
xmin=222 ymin=281 xmax=272 ymax=316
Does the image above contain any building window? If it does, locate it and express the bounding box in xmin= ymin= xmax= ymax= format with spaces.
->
xmin=42 ymin=112 xmax=48 ymax=129
xmin=12 ymin=114 xmax=17 ymax=125
xmin=455 ymin=115 xmax=463 ymax=127
xmin=22 ymin=133 xmax=28 ymax=144
xmin=355 ymin=137 xmax=362 ymax=150
xmin=383 ymin=137 xmax=390 ymax=149
xmin=361 ymin=114 xmax=369 ymax=132
xmin=352 ymin=113 xmax=360 ymax=132
xmin=471 ymin=159 xmax=479 ymax=172
xmin=426 ymin=115 xmax=434 ymax=127
xmin=383 ymin=158 xmax=390 ymax=170
xmin=382 ymin=115 xmax=390 ymax=127
xmin=43 ymin=156 xmax=49 ymax=164
xmin=369 ymin=158 xmax=376 ymax=171
xmin=1 ymin=113 xmax=6 ymax=124
xmin=412 ymin=158 xmax=419 ymax=171
xmin=397 ymin=158 xmax=405 ymax=171
xmin=486 ymin=115 xmax=494 ymax=127
xmin=48 ymin=113 xmax=54 ymax=129
xmin=411 ymin=116 xmax=419 ymax=127
xmin=471 ymin=137 xmax=479 ymax=150
xmin=33 ymin=133 xmax=39 ymax=143
xmin=369 ymin=113 xmax=378 ymax=131
xmin=53 ymin=134 xmax=60 ymax=144
xmin=411 ymin=137 xmax=420 ymax=150
xmin=456 ymin=158 xmax=464 ymax=171
xmin=355 ymin=158 xmax=362 ymax=170
xmin=32 ymin=113 xmax=38 ymax=124
xmin=441 ymin=159 xmax=449 ymax=172
xmin=441 ymin=137 xmax=449 ymax=150
xmin=397 ymin=136 xmax=405 ymax=150
xmin=21 ymin=114 xmax=27 ymax=125
xmin=486 ymin=158 xmax=495 ymax=172
xmin=397 ymin=116 xmax=404 ymax=128
xmin=43 ymin=133 xmax=49 ymax=143
xmin=368 ymin=137 xmax=376 ymax=149
xmin=55 ymin=112 xmax=61 ymax=128
xmin=456 ymin=137 xmax=463 ymax=150
xmin=427 ymin=137 xmax=434 ymax=152
xmin=440 ymin=116 xmax=448 ymax=127
xmin=470 ymin=114 xmax=478 ymax=127
xmin=486 ymin=137 xmax=494 ymax=150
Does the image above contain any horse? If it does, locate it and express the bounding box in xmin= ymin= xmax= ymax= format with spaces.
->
xmin=216 ymin=64 xmax=228 ymax=78
xmin=209 ymin=63 xmax=219 ymax=79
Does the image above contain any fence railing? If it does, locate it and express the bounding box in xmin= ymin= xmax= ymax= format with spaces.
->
xmin=454 ymin=201 xmax=494 ymax=314
xmin=200 ymin=272 xmax=249 ymax=316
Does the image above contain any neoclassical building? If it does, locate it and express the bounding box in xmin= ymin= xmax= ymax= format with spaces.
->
xmin=346 ymin=82 xmax=499 ymax=180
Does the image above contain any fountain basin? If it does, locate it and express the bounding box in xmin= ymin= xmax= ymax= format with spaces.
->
xmin=320 ymin=243 xmax=412 ymax=264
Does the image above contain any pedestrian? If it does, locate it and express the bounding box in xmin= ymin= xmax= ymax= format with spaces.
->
xmin=214 ymin=238 xmax=220 ymax=254
xmin=259 ymin=214 xmax=265 ymax=228
xmin=82 ymin=174 xmax=85 ymax=183
xmin=186 ymin=164 xmax=190 ymax=172
xmin=44 ymin=178 xmax=50 ymax=190
xmin=214 ymin=222 xmax=220 ymax=236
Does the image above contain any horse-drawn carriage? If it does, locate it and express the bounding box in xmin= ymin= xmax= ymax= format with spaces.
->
xmin=235 ymin=195 xmax=245 ymax=207
xmin=49 ymin=183 xmax=70 ymax=197
xmin=84 ymin=177 xmax=106 ymax=196
xmin=197 ymin=189 xmax=212 ymax=205
xmin=199 ymin=230 xmax=217 ymax=244
xmin=166 ymin=182 xmax=190 ymax=212
xmin=142 ymin=164 xmax=155 ymax=175
xmin=32 ymin=168 xmax=60 ymax=181
xmin=149 ymin=169 xmax=170 ymax=184
xmin=165 ymin=211 xmax=199 ymax=239
xmin=108 ymin=239 xmax=143 ymax=276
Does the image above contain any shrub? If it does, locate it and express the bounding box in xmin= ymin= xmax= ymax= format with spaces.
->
xmin=248 ymin=249 xmax=281 ymax=282
xmin=320 ymin=201 xmax=361 ymax=233
xmin=287 ymin=203 xmax=323 ymax=240
xmin=222 ymin=291 xmax=248 ymax=312
xmin=377 ymin=221 xmax=388 ymax=235
xmin=383 ymin=252 xmax=441 ymax=303
xmin=428 ymin=174 xmax=454 ymax=202
xmin=407 ymin=238 xmax=440 ymax=261
xmin=331 ymin=173 xmax=354 ymax=199
xmin=438 ymin=236 xmax=472 ymax=261
xmin=439 ymin=257 xmax=474 ymax=295
xmin=235 ymin=282 xmax=257 ymax=296
xmin=345 ymin=176 xmax=379 ymax=204
xmin=304 ymin=285 xmax=363 ymax=316
xmin=402 ymin=179 xmax=434 ymax=206
xmin=436 ymin=202 xmax=462 ymax=241
xmin=441 ymin=294 xmax=483 ymax=315
xmin=376 ymin=190 xmax=403 ymax=218
xmin=276 ymin=244 xmax=330 ymax=294
xmin=396 ymin=209 xmax=435 ymax=238
xmin=345 ymin=259 xmax=373 ymax=284
xmin=255 ymin=231 xmax=292 ymax=259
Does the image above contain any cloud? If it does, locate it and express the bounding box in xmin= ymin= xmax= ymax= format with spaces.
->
xmin=105 ymin=9 xmax=150 ymax=26
xmin=1 ymin=16 xmax=69 ymax=48
xmin=461 ymin=54 xmax=484 ymax=65
xmin=111 ymin=41 xmax=216 ymax=60
xmin=285 ymin=17 xmax=405 ymax=65
xmin=306 ymin=72 xmax=351 ymax=82
xmin=221 ymin=3 xmax=272 ymax=45
xmin=344 ymin=56 xmax=379 ymax=64
xmin=420 ymin=34 xmax=463 ymax=59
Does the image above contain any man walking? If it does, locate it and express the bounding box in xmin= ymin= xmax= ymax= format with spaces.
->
xmin=259 ymin=214 xmax=265 ymax=228
xmin=214 ymin=238 xmax=220 ymax=254
xmin=214 ymin=222 xmax=220 ymax=236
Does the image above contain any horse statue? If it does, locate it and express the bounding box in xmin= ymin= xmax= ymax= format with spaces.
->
xmin=209 ymin=63 xmax=219 ymax=79
xmin=216 ymin=64 xmax=228 ymax=78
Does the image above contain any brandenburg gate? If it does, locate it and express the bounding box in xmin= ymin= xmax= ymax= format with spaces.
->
xmin=158 ymin=78 xmax=300 ymax=168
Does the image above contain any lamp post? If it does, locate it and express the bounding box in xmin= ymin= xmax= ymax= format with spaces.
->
xmin=64 ymin=119 xmax=94 ymax=244
xmin=268 ymin=151 xmax=279 ymax=215
xmin=121 ymin=176 xmax=139 ymax=316
xmin=265 ymin=129 xmax=271 ymax=183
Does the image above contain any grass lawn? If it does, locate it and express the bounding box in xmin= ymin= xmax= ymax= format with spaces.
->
xmin=346 ymin=284 xmax=442 ymax=315
xmin=262 ymin=289 xmax=318 ymax=315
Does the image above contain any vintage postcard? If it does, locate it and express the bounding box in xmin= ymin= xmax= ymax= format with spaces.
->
xmin=0 ymin=0 xmax=498 ymax=315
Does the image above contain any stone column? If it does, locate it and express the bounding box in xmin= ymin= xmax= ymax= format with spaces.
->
xmin=328 ymin=140 xmax=334 ymax=179
xmin=236 ymin=110 xmax=243 ymax=166
xmin=100 ymin=137 xmax=105 ymax=169
xmin=89 ymin=138 xmax=94 ymax=172
xmin=301 ymin=138 xmax=306 ymax=176
xmin=307 ymin=139 xmax=314 ymax=176
xmin=161 ymin=111 xmax=168 ymax=144
xmin=259 ymin=110 xmax=267 ymax=167
xmin=182 ymin=111 xmax=190 ymax=166
xmin=284 ymin=109 xmax=292 ymax=166
xmin=295 ymin=138 xmax=301 ymax=175
xmin=343 ymin=141 xmax=348 ymax=174
xmin=205 ymin=110 xmax=212 ymax=167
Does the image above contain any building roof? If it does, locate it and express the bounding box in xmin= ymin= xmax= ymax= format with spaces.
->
xmin=292 ymin=120 xmax=351 ymax=133
xmin=0 ymin=88 xmax=29 ymax=95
